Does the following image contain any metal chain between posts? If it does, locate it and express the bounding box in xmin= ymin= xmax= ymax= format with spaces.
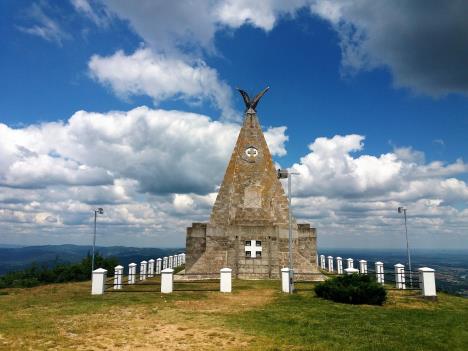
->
xmin=291 ymin=266 xmax=422 ymax=292
xmin=103 ymin=271 xmax=223 ymax=293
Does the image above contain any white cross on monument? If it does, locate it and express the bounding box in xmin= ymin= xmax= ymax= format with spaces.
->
xmin=245 ymin=147 xmax=258 ymax=158
xmin=244 ymin=240 xmax=262 ymax=258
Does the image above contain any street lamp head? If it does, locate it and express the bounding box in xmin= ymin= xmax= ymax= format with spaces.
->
xmin=277 ymin=168 xmax=289 ymax=179
xmin=95 ymin=208 xmax=104 ymax=214
xmin=397 ymin=206 xmax=406 ymax=213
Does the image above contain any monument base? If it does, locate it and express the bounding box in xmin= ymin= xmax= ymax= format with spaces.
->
xmin=185 ymin=222 xmax=320 ymax=280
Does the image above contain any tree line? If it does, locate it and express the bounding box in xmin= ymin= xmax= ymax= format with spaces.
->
xmin=0 ymin=253 xmax=118 ymax=289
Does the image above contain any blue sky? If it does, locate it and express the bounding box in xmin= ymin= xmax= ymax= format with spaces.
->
xmin=1 ymin=1 xmax=467 ymax=250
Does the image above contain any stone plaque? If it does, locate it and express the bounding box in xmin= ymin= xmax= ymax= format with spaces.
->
xmin=244 ymin=186 xmax=261 ymax=208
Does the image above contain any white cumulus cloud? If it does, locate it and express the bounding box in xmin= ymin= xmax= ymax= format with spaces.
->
xmin=101 ymin=0 xmax=310 ymax=53
xmin=286 ymin=134 xmax=468 ymax=248
xmin=88 ymin=48 xmax=237 ymax=120
xmin=215 ymin=0 xmax=309 ymax=31
xmin=0 ymin=106 xmax=289 ymax=246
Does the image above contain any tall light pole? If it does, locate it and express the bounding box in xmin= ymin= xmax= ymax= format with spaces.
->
xmin=278 ymin=169 xmax=299 ymax=293
xmin=92 ymin=208 xmax=104 ymax=273
xmin=398 ymin=206 xmax=413 ymax=287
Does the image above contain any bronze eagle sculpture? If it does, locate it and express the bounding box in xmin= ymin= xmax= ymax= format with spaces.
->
xmin=237 ymin=86 xmax=270 ymax=112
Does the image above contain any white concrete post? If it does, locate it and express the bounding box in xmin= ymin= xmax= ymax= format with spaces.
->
xmin=163 ymin=256 xmax=168 ymax=269
xmin=169 ymin=255 xmax=173 ymax=268
xmin=395 ymin=263 xmax=406 ymax=289
xmin=156 ymin=258 xmax=162 ymax=274
xmin=176 ymin=254 xmax=180 ymax=267
xmin=418 ymin=267 xmax=437 ymax=298
xmin=220 ymin=268 xmax=232 ymax=293
xmin=375 ymin=262 xmax=384 ymax=285
xmin=281 ymin=267 xmax=294 ymax=293
xmin=91 ymin=268 xmax=107 ymax=295
xmin=359 ymin=260 xmax=367 ymax=274
xmin=161 ymin=268 xmax=174 ymax=293
xmin=344 ymin=268 xmax=359 ymax=275
xmin=181 ymin=253 xmax=186 ymax=264
xmin=140 ymin=261 xmax=147 ymax=281
xmin=336 ymin=257 xmax=343 ymax=274
xmin=320 ymin=254 xmax=326 ymax=269
xmin=128 ymin=263 xmax=136 ymax=284
xmin=327 ymin=256 xmax=334 ymax=272
xmin=113 ymin=265 xmax=123 ymax=290
xmin=148 ymin=259 xmax=155 ymax=278
xmin=347 ymin=258 xmax=354 ymax=269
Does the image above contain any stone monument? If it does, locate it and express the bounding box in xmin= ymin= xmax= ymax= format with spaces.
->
xmin=185 ymin=87 xmax=319 ymax=279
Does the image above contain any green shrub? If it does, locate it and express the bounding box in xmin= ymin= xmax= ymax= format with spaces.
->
xmin=314 ymin=274 xmax=387 ymax=305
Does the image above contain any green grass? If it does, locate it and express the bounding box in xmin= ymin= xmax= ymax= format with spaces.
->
xmin=228 ymin=289 xmax=468 ymax=350
xmin=0 ymin=279 xmax=466 ymax=350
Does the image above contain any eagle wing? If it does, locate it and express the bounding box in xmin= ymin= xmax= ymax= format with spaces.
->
xmin=237 ymin=88 xmax=251 ymax=109
xmin=251 ymin=86 xmax=270 ymax=111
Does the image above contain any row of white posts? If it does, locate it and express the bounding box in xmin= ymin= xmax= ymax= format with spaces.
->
xmin=92 ymin=253 xmax=186 ymax=294
xmin=318 ymin=254 xmax=437 ymax=298
xmin=92 ymin=266 xmax=232 ymax=295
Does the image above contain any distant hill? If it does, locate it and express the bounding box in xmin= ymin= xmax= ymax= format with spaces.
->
xmin=0 ymin=244 xmax=183 ymax=275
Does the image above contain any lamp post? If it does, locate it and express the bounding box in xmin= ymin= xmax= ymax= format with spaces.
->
xmin=278 ymin=168 xmax=299 ymax=293
xmin=92 ymin=208 xmax=104 ymax=273
xmin=398 ymin=206 xmax=413 ymax=287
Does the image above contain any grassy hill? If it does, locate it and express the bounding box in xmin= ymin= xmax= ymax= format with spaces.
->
xmin=0 ymin=279 xmax=467 ymax=350
xmin=0 ymin=245 xmax=182 ymax=275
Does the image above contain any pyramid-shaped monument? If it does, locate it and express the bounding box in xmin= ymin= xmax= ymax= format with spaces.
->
xmin=185 ymin=87 xmax=318 ymax=278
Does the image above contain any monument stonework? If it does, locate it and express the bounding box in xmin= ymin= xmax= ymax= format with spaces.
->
xmin=185 ymin=88 xmax=319 ymax=279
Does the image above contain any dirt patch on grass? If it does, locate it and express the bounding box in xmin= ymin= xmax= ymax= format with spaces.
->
xmin=56 ymin=289 xmax=277 ymax=350
xmin=174 ymin=288 xmax=277 ymax=313
xmin=52 ymin=306 xmax=255 ymax=351
xmin=74 ymin=320 xmax=251 ymax=350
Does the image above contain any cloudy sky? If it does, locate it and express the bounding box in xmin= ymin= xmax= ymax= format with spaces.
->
xmin=1 ymin=0 xmax=467 ymax=250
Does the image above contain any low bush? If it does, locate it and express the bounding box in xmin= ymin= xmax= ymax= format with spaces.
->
xmin=314 ymin=274 xmax=387 ymax=305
